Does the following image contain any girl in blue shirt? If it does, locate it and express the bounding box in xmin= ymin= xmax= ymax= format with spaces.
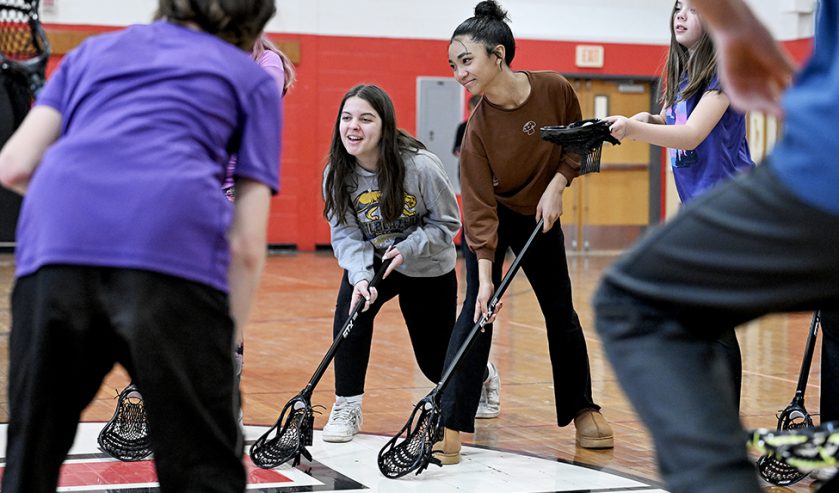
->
xmin=605 ymin=0 xmax=754 ymax=407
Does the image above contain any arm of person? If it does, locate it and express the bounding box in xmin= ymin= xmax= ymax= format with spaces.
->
xmin=460 ymin=145 xmax=502 ymax=322
xmin=323 ymin=172 xmax=377 ymax=311
xmin=607 ymin=90 xmax=730 ymax=150
xmin=227 ymin=178 xmax=272 ymax=345
xmin=388 ymin=153 xmax=461 ymax=277
xmin=691 ymin=0 xmax=795 ymax=116
xmin=329 ymin=214 xmax=377 ymax=312
xmin=0 ymin=106 xmax=62 ymax=195
xmin=630 ymin=107 xmax=667 ymax=125
xmin=537 ymin=78 xmax=582 ymax=232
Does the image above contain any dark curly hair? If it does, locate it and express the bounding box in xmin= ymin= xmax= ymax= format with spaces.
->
xmin=155 ymin=0 xmax=275 ymax=50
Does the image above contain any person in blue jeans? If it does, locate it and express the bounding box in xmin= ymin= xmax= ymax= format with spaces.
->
xmin=594 ymin=0 xmax=839 ymax=492
xmin=0 ymin=1 xmax=281 ymax=491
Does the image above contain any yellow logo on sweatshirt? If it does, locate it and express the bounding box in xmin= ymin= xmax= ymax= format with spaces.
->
xmin=354 ymin=190 xmax=418 ymax=221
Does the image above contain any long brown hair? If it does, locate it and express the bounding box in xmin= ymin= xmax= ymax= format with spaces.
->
xmin=661 ymin=1 xmax=719 ymax=108
xmin=323 ymin=84 xmax=426 ymax=225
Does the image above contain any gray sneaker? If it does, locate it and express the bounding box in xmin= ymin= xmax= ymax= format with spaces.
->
xmin=322 ymin=400 xmax=363 ymax=442
xmin=476 ymin=362 xmax=500 ymax=418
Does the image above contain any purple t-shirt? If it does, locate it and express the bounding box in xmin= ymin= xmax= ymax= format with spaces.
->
xmin=665 ymin=76 xmax=754 ymax=203
xmin=16 ymin=21 xmax=281 ymax=292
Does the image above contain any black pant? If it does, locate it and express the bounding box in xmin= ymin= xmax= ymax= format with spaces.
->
xmin=332 ymin=261 xmax=456 ymax=396
xmin=594 ymin=163 xmax=839 ymax=493
xmin=3 ymin=266 xmax=245 ymax=493
xmin=441 ymin=205 xmax=598 ymax=433
xmin=820 ymin=310 xmax=839 ymax=423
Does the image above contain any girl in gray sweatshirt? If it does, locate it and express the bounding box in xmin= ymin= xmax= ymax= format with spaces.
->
xmin=320 ymin=84 xmax=461 ymax=443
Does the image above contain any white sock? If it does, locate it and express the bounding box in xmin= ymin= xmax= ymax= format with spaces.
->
xmin=336 ymin=394 xmax=363 ymax=406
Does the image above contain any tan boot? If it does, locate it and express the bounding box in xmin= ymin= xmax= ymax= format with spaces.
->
xmin=431 ymin=427 xmax=461 ymax=465
xmin=574 ymin=409 xmax=614 ymax=449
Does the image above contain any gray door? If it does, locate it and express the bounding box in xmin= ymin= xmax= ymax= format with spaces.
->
xmin=416 ymin=77 xmax=463 ymax=193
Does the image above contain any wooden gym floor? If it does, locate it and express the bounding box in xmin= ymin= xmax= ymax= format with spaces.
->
xmin=0 ymin=251 xmax=825 ymax=491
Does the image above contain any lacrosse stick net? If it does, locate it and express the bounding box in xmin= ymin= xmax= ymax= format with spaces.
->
xmin=0 ymin=1 xmax=50 ymax=97
xmin=755 ymin=311 xmax=820 ymax=485
xmin=97 ymin=383 xmax=152 ymax=461
xmin=378 ymin=219 xmax=544 ymax=479
xmin=250 ymin=258 xmax=392 ymax=469
xmin=749 ymin=420 xmax=839 ymax=473
xmin=540 ymin=118 xmax=620 ymax=175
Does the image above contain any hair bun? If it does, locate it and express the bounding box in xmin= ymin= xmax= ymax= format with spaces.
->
xmin=474 ymin=0 xmax=509 ymax=22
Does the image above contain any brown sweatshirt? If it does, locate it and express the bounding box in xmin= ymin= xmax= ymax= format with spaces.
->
xmin=460 ymin=71 xmax=581 ymax=260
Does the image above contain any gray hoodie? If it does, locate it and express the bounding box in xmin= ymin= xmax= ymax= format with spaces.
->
xmin=327 ymin=149 xmax=461 ymax=285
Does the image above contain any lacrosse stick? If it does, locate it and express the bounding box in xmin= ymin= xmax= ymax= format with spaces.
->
xmin=250 ymin=258 xmax=393 ymax=469
xmin=97 ymin=383 xmax=152 ymax=461
xmin=377 ymin=218 xmax=544 ymax=479
xmin=753 ymin=311 xmax=820 ymax=485
xmin=0 ymin=1 xmax=50 ymax=98
xmin=749 ymin=420 xmax=839 ymax=474
xmin=540 ymin=118 xmax=620 ymax=175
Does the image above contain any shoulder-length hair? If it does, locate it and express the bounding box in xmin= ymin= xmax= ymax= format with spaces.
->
xmin=323 ymin=84 xmax=426 ymax=225
xmin=661 ymin=2 xmax=718 ymax=108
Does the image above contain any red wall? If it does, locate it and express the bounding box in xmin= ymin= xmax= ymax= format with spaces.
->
xmin=275 ymin=35 xmax=669 ymax=249
xmin=39 ymin=26 xmax=814 ymax=250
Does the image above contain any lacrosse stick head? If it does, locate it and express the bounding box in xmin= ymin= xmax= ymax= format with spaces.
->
xmin=0 ymin=1 xmax=50 ymax=97
xmin=249 ymin=395 xmax=315 ymax=469
xmin=97 ymin=384 xmax=153 ymax=462
xmin=756 ymin=400 xmax=814 ymax=485
xmin=540 ymin=119 xmax=620 ymax=175
xmin=377 ymin=394 xmax=442 ymax=479
xmin=750 ymin=420 xmax=839 ymax=476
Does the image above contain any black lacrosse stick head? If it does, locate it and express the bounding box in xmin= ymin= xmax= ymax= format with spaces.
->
xmin=540 ymin=119 xmax=620 ymax=175
xmin=0 ymin=2 xmax=50 ymax=96
xmin=250 ymin=395 xmax=315 ymax=469
xmin=377 ymin=394 xmax=442 ymax=479
xmin=97 ymin=384 xmax=153 ymax=462
xmin=756 ymin=401 xmax=813 ymax=485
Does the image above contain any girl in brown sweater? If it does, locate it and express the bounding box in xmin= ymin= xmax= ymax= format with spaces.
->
xmin=434 ymin=0 xmax=613 ymax=465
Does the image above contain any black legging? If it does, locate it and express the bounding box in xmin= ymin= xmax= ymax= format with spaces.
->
xmin=332 ymin=258 xmax=457 ymax=397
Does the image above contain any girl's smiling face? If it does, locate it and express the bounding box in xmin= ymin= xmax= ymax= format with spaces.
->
xmin=340 ymin=96 xmax=383 ymax=171
xmin=448 ymin=35 xmax=502 ymax=96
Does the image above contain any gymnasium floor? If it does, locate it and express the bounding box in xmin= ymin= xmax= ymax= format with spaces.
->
xmin=0 ymin=251 xmax=825 ymax=491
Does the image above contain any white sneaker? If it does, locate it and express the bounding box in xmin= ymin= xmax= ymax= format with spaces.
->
xmin=322 ymin=399 xmax=362 ymax=443
xmin=476 ymin=362 xmax=500 ymax=418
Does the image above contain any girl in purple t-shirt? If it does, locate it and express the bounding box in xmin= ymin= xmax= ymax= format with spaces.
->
xmin=0 ymin=1 xmax=281 ymax=491
xmin=604 ymin=0 xmax=754 ymax=409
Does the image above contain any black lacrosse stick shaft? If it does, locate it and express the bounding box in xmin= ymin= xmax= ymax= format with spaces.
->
xmin=434 ymin=218 xmax=544 ymax=394
xmin=793 ymin=311 xmax=820 ymax=399
xmin=301 ymin=258 xmax=393 ymax=395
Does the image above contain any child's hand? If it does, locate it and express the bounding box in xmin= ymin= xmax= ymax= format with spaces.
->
xmin=381 ymin=246 xmax=403 ymax=278
xmin=604 ymin=115 xmax=629 ymax=141
xmin=350 ymin=280 xmax=377 ymax=314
